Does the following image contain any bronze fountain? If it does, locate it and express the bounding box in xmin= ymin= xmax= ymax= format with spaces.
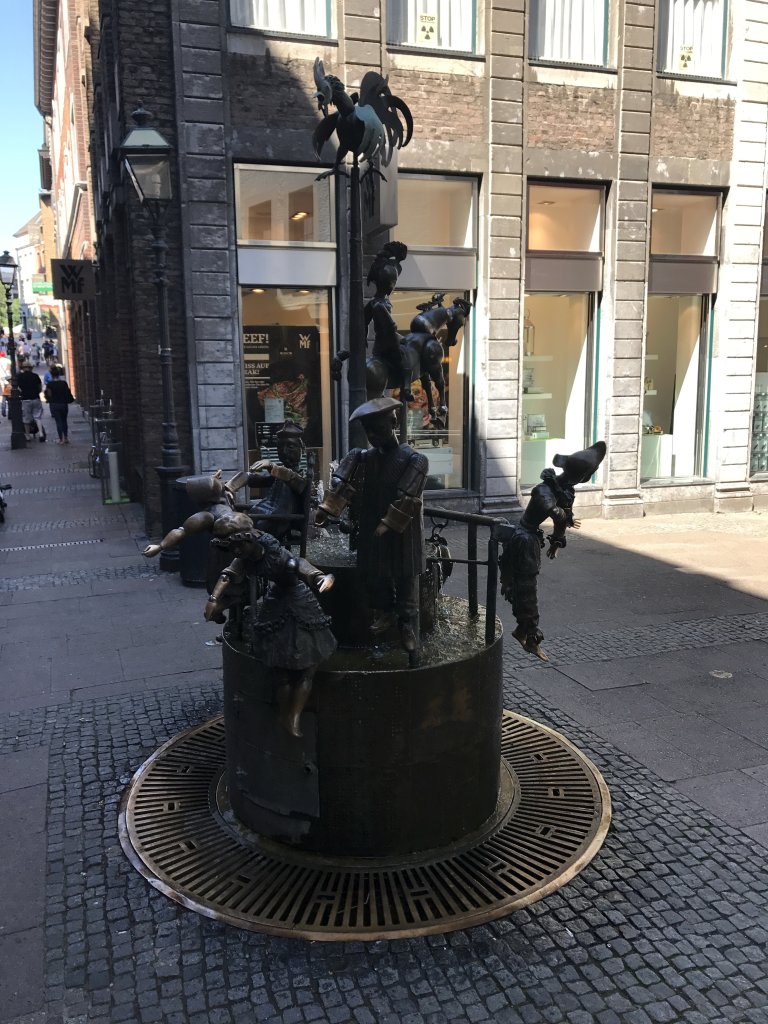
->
xmin=119 ymin=63 xmax=611 ymax=941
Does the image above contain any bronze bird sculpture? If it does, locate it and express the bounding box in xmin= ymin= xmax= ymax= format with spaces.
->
xmin=312 ymin=59 xmax=413 ymax=171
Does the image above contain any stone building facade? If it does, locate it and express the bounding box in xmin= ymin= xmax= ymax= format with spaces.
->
xmin=38 ymin=1 xmax=768 ymax=529
xmin=34 ymin=0 xmax=98 ymax=394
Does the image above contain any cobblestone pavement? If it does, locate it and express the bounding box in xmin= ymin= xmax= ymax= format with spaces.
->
xmin=2 ymin=410 xmax=768 ymax=1023
xmin=2 ymin=671 xmax=766 ymax=1024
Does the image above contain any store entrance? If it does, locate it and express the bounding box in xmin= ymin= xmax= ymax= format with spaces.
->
xmin=642 ymin=295 xmax=711 ymax=482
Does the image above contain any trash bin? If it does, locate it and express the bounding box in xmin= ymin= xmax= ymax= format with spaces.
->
xmin=174 ymin=476 xmax=211 ymax=588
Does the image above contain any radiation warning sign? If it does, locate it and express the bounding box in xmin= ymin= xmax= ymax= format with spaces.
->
xmin=418 ymin=13 xmax=437 ymax=46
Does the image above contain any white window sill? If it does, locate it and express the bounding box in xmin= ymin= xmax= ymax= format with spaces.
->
xmin=528 ymin=61 xmax=617 ymax=89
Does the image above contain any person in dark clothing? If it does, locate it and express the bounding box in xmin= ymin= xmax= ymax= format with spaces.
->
xmin=44 ymin=366 xmax=75 ymax=443
xmin=17 ymin=361 xmax=46 ymax=442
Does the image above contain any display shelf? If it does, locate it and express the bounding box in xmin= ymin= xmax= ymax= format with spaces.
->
xmin=522 ymin=392 xmax=553 ymax=400
xmin=523 ymin=355 xmax=554 ymax=363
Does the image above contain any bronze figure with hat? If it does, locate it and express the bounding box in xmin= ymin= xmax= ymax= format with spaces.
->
xmin=227 ymin=421 xmax=309 ymax=542
xmin=499 ymin=441 xmax=606 ymax=661
xmin=315 ymin=396 xmax=428 ymax=664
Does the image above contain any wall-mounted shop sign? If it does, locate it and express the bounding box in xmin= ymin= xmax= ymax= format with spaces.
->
xmin=51 ymin=259 xmax=96 ymax=300
xmin=242 ymin=324 xmax=322 ymax=454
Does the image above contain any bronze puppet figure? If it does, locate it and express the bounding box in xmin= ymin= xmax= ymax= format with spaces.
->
xmin=315 ymin=396 xmax=427 ymax=664
xmin=205 ymin=529 xmax=336 ymax=738
xmin=499 ymin=441 xmax=606 ymax=661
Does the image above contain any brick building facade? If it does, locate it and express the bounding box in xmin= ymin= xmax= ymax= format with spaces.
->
xmin=37 ymin=1 xmax=768 ymax=530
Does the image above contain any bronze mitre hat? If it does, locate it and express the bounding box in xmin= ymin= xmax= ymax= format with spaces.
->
xmin=349 ymin=396 xmax=402 ymax=423
xmin=552 ymin=441 xmax=607 ymax=483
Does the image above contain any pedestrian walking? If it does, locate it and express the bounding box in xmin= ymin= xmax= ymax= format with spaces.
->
xmin=1 ymin=375 xmax=10 ymax=418
xmin=17 ymin=360 xmax=46 ymax=442
xmin=44 ymin=365 xmax=75 ymax=443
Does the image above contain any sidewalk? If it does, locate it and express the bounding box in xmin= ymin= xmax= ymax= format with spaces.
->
xmin=1 ymin=410 xmax=768 ymax=1024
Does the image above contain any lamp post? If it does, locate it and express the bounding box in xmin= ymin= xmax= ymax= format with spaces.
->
xmin=0 ymin=251 xmax=28 ymax=449
xmin=120 ymin=104 xmax=189 ymax=571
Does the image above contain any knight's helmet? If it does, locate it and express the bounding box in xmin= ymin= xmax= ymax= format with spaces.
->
xmin=185 ymin=474 xmax=224 ymax=506
xmin=520 ymin=483 xmax=559 ymax=530
xmin=552 ymin=441 xmax=607 ymax=484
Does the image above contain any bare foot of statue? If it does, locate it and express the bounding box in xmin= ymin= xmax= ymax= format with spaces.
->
xmin=399 ymin=622 xmax=417 ymax=653
xmin=512 ymin=625 xmax=548 ymax=662
xmin=370 ymin=611 xmax=396 ymax=636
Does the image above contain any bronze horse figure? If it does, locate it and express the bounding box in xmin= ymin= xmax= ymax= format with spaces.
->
xmin=330 ymin=294 xmax=471 ymax=426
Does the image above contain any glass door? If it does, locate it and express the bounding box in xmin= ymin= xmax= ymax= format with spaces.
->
xmin=521 ymin=293 xmax=595 ymax=487
xmin=240 ymin=287 xmax=333 ymax=480
xmin=642 ymin=295 xmax=711 ymax=481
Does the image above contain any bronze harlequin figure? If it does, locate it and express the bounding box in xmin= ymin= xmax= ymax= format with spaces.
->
xmin=499 ymin=441 xmax=606 ymax=662
xmin=142 ymin=471 xmax=253 ymax=562
xmin=205 ymin=529 xmax=336 ymax=738
xmin=315 ymin=396 xmax=428 ymax=664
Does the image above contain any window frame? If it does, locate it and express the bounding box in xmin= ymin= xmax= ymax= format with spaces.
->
xmin=656 ymin=0 xmax=730 ymax=82
xmin=396 ymin=171 xmax=479 ymax=253
xmin=234 ymin=163 xmax=336 ymax=250
xmin=528 ymin=0 xmax=612 ymax=70
xmin=386 ymin=0 xmax=478 ymax=57
xmin=228 ymin=0 xmax=335 ymax=40
xmin=525 ymin=180 xmax=607 ymax=257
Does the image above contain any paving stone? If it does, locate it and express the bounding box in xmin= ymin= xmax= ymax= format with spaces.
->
xmin=6 ymin=415 xmax=768 ymax=1024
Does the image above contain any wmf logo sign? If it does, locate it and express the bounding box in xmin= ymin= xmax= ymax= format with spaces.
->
xmin=52 ymin=259 xmax=96 ymax=300
xmin=418 ymin=13 xmax=438 ymax=45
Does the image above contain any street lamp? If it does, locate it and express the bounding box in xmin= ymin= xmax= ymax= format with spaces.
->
xmin=0 ymin=251 xmax=28 ymax=449
xmin=120 ymin=104 xmax=189 ymax=571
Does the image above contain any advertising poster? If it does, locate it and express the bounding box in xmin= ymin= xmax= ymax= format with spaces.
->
xmin=243 ymin=324 xmax=322 ymax=456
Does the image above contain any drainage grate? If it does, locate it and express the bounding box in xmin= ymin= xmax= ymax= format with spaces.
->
xmin=3 ymin=539 xmax=105 ymax=552
xmin=0 ymin=563 xmax=161 ymax=591
xmin=0 ymin=464 xmax=86 ymax=477
xmin=11 ymin=483 xmax=101 ymax=495
xmin=119 ymin=712 xmax=610 ymax=940
xmin=4 ymin=516 xmax=124 ymax=533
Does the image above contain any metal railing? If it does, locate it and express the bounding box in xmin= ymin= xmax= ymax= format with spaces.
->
xmin=423 ymin=505 xmax=522 ymax=645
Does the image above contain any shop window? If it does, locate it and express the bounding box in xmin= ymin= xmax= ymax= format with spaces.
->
xmin=388 ymin=0 xmax=475 ymax=53
xmin=235 ymin=167 xmax=334 ymax=246
xmin=529 ymin=0 xmax=607 ymax=67
xmin=642 ymin=296 xmax=711 ymax=481
xmin=751 ymin=300 xmax=768 ymax=476
xmin=651 ymin=191 xmax=719 ymax=257
xmin=240 ymin=287 xmax=333 ymax=479
xmin=521 ymin=294 xmax=595 ymax=488
xmin=527 ymin=184 xmax=603 ymax=253
xmin=657 ymin=0 xmax=727 ymax=78
xmin=388 ymin=289 xmax=471 ymax=490
xmin=397 ymin=176 xmax=476 ymax=249
xmin=230 ymin=0 xmax=333 ymax=36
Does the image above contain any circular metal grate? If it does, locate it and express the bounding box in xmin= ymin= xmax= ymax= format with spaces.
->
xmin=119 ymin=713 xmax=611 ymax=940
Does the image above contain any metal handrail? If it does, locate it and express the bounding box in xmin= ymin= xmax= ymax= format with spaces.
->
xmin=423 ymin=505 xmax=521 ymax=645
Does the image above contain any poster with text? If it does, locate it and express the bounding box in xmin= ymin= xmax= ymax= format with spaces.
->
xmin=243 ymin=324 xmax=322 ymax=456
